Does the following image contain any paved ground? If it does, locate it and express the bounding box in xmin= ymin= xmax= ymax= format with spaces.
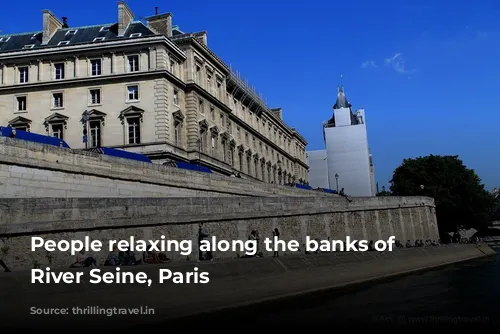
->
xmin=0 ymin=244 xmax=492 ymax=330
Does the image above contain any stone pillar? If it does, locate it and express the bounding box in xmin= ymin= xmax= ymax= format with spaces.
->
xmin=111 ymin=52 xmax=116 ymax=74
xmin=0 ymin=63 xmax=4 ymax=85
xmin=185 ymin=93 xmax=199 ymax=151
xmin=73 ymin=56 xmax=79 ymax=78
xmin=148 ymin=47 xmax=155 ymax=70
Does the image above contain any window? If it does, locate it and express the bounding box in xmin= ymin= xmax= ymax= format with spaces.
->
xmin=199 ymin=130 xmax=205 ymax=152
xmin=14 ymin=125 xmax=28 ymax=131
xmin=216 ymin=79 xmax=222 ymax=98
xmin=198 ymin=99 xmax=204 ymax=113
xmin=210 ymin=107 xmax=215 ymax=120
xmin=128 ymin=55 xmax=139 ymax=72
xmin=174 ymin=121 xmax=181 ymax=145
xmin=30 ymin=33 xmax=38 ymax=40
xmin=19 ymin=67 xmax=29 ymax=83
xmin=127 ymin=85 xmax=139 ymax=101
xmin=51 ymin=123 xmax=64 ymax=139
xmin=91 ymin=59 xmax=101 ymax=76
xmin=54 ymin=63 xmax=65 ymax=80
xmin=0 ymin=37 xmax=11 ymax=42
xmin=127 ymin=117 xmax=141 ymax=144
xmin=53 ymin=93 xmax=63 ymax=108
xmin=89 ymin=120 xmax=101 ymax=147
xmin=90 ymin=89 xmax=101 ymax=105
xmin=129 ymin=33 xmax=142 ymax=38
xmin=211 ymin=137 xmax=216 ymax=156
xmin=173 ymin=90 xmax=179 ymax=106
xmin=58 ymin=41 xmax=69 ymax=46
xmin=23 ymin=44 xmax=35 ymax=49
xmin=100 ymin=26 xmax=110 ymax=32
xmin=207 ymin=72 xmax=211 ymax=87
xmin=65 ymin=30 xmax=77 ymax=36
xmin=170 ymin=59 xmax=175 ymax=73
xmin=93 ymin=37 xmax=105 ymax=42
xmin=239 ymin=152 xmax=243 ymax=171
xmin=247 ymin=155 xmax=251 ymax=174
xmin=245 ymin=133 xmax=248 ymax=144
xmin=230 ymin=148 xmax=234 ymax=166
xmin=222 ymin=140 xmax=227 ymax=162
xmin=195 ymin=64 xmax=201 ymax=81
xmin=17 ymin=96 xmax=27 ymax=111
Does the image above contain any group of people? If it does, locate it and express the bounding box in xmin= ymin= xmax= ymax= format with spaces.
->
xmin=67 ymin=247 xmax=171 ymax=269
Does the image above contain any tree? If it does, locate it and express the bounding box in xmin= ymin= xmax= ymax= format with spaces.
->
xmin=390 ymin=155 xmax=497 ymax=238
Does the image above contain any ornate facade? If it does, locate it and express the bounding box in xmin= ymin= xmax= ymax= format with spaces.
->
xmin=0 ymin=2 xmax=309 ymax=184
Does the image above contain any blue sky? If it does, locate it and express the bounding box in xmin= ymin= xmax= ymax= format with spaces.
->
xmin=1 ymin=0 xmax=499 ymax=189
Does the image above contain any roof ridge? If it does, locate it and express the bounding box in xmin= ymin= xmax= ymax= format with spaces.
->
xmin=59 ymin=23 xmax=117 ymax=30
xmin=0 ymin=31 xmax=42 ymax=37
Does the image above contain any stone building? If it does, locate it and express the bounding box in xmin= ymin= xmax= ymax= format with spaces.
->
xmin=0 ymin=2 xmax=309 ymax=184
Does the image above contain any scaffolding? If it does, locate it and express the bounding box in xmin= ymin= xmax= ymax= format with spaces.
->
xmin=227 ymin=64 xmax=271 ymax=117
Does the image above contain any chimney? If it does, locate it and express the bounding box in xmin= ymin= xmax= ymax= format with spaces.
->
xmin=61 ymin=17 xmax=68 ymax=28
xmin=118 ymin=1 xmax=134 ymax=36
xmin=146 ymin=12 xmax=173 ymax=37
xmin=41 ymin=10 xmax=63 ymax=45
xmin=271 ymin=108 xmax=283 ymax=120
xmin=195 ymin=32 xmax=208 ymax=46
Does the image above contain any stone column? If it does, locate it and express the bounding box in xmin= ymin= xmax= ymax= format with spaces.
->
xmin=73 ymin=56 xmax=79 ymax=78
xmin=148 ymin=47 xmax=155 ymax=70
xmin=37 ymin=59 xmax=42 ymax=81
xmin=0 ymin=63 xmax=4 ymax=85
xmin=111 ymin=52 xmax=116 ymax=74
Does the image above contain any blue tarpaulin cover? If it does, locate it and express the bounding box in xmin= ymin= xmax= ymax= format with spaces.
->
xmin=0 ymin=126 xmax=70 ymax=148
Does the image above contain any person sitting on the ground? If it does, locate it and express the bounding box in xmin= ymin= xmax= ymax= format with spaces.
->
xmin=119 ymin=247 xmax=141 ymax=265
xmin=70 ymin=250 xmax=97 ymax=268
xmin=143 ymin=246 xmax=170 ymax=264
xmin=406 ymin=240 xmax=412 ymax=248
xmin=0 ymin=259 xmax=11 ymax=272
xmin=104 ymin=252 xmax=120 ymax=266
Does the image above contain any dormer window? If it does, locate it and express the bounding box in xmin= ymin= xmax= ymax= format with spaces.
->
xmin=58 ymin=41 xmax=70 ymax=46
xmin=99 ymin=26 xmax=110 ymax=32
xmin=23 ymin=44 xmax=35 ymax=49
xmin=65 ymin=29 xmax=77 ymax=36
xmin=129 ymin=33 xmax=142 ymax=38
xmin=30 ymin=33 xmax=38 ymax=40
xmin=0 ymin=37 xmax=11 ymax=42
xmin=93 ymin=37 xmax=105 ymax=42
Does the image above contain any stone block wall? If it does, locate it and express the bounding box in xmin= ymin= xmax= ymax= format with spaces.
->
xmin=0 ymin=196 xmax=439 ymax=270
xmin=0 ymin=137 xmax=329 ymax=198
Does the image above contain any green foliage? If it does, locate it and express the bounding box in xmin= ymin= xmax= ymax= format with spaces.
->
xmin=390 ymin=155 xmax=496 ymax=237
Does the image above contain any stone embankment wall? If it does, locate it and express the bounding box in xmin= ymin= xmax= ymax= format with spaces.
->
xmin=0 ymin=137 xmax=330 ymax=198
xmin=0 ymin=244 xmax=495 ymax=329
xmin=0 ymin=196 xmax=439 ymax=270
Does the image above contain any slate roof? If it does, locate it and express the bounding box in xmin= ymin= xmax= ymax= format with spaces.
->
xmin=333 ymin=86 xmax=351 ymax=110
xmin=0 ymin=21 xmax=156 ymax=54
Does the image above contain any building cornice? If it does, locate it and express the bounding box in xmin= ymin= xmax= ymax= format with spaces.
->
xmin=171 ymin=36 xmax=229 ymax=75
xmin=0 ymin=70 xmax=182 ymax=93
xmin=0 ymin=35 xmax=186 ymax=61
